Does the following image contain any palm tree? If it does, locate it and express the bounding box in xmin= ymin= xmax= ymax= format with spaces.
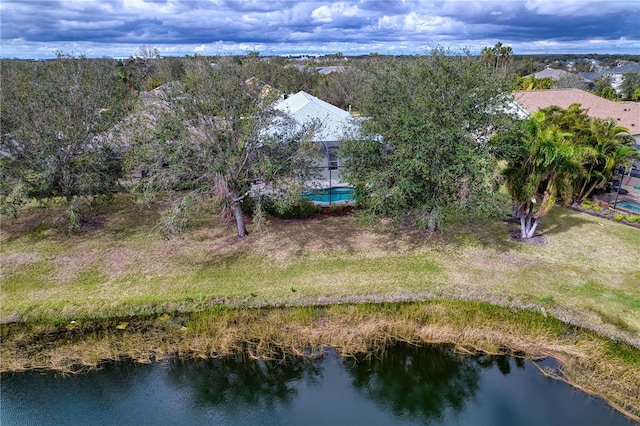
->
xmin=514 ymin=75 xmax=552 ymax=91
xmin=498 ymin=44 xmax=513 ymax=70
xmin=503 ymin=111 xmax=585 ymax=239
xmin=573 ymin=118 xmax=636 ymax=201
xmin=481 ymin=42 xmax=513 ymax=72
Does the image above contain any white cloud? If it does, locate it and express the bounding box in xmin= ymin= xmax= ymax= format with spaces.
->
xmin=311 ymin=5 xmax=333 ymax=23
xmin=0 ymin=0 xmax=638 ymax=58
xmin=311 ymin=2 xmax=360 ymax=23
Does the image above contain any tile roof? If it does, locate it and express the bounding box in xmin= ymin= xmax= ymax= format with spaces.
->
xmin=513 ymin=89 xmax=640 ymax=136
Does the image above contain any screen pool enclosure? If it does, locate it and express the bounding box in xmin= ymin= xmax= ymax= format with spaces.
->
xmin=300 ymin=187 xmax=355 ymax=205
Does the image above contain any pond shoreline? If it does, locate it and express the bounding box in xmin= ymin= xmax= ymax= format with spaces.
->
xmin=2 ymin=300 xmax=639 ymax=422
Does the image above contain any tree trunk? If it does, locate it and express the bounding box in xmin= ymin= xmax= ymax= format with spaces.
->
xmin=525 ymin=218 xmax=540 ymax=239
xmin=520 ymin=213 xmax=527 ymax=238
xmin=518 ymin=202 xmax=540 ymax=239
xmin=427 ymin=210 xmax=437 ymax=231
xmin=230 ymin=190 xmax=247 ymax=238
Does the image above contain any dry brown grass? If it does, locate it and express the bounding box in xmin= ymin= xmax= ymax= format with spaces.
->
xmin=1 ymin=198 xmax=639 ymax=345
xmin=2 ymin=197 xmax=640 ymax=419
xmin=1 ymin=302 xmax=638 ymax=421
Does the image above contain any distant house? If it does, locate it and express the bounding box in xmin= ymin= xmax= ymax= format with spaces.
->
xmin=513 ymin=88 xmax=640 ymax=180
xmin=533 ymin=68 xmax=594 ymax=88
xmin=534 ymin=68 xmax=574 ymax=81
xmin=274 ymin=91 xmax=360 ymax=186
xmin=315 ymin=66 xmax=349 ymax=75
xmin=579 ymin=62 xmax=640 ymax=94
xmin=293 ymin=65 xmax=351 ymax=75
xmin=513 ymin=88 xmax=640 ymax=144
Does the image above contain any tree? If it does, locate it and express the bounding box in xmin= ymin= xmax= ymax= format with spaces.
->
xmin=341 ymin=49 xmax=512 ymax=230
xmin=572 ymin=59 xmax=595 ymax=73
xmin=496 ymin=111 xmax=585 ymax=239
xmin=131 ymin=58 xmax=319 ymax=238
xmin=530 ymin=104 xmax=636 ymax=202
xmin=136 ymin=45 xmax=160 ymax=59
xmin=514 ymin=75 xmax=553 ymax=90
xmin=510 ymin=57 xmax=545 ymax=78
xmin=241 ymin=56 xmax=318 ymax=95
xmin=619 ymin=73 xmax=640 ymax=100
xmin=312 ymin=67 xmax=368 ymax=111
xmin=552 ymin=74 xmax=590 ymax=91
xmin=481 ymin=42 xmax=513 ymax=73
xmin=593 ymin=75 xmax=618 ymax=99
xmin=0 ymin=54 xmax=132 ymax=225
xmin=575 ymin=119 xmax=636 ymax=201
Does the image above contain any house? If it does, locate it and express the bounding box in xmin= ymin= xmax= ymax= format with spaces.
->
xmin=533 ymin=68 xmax=594 ymax=88
xmin=315 ymin=66 xmax=349 ymax=75
xmin=513 ymin=88 xmax=640 ymax=144
xmin=579 ymin=62 xmax=640 ymax=95
xmin=274 ymin=91 xmax=360 ymax=187
xmin=292 ymin=65 xmax=351 ymax=74
xmin=534 ymin=68 xmax=574 ymax=81
xmin=513 ymin=88 xmax=640 ymax=180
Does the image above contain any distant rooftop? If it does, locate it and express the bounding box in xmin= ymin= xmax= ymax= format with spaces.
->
xmin=534 ymin=68 xmax=574 ymax=80
xmin=513 ymin=88 xmax=640 ymax=137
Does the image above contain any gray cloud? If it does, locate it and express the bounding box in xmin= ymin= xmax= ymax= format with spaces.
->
xmin=1 ymin=0 xmax=638 ymax=58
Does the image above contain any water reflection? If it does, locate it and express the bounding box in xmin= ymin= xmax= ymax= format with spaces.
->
xmin=165 ymin=353 xmax=323 ymax=409
xmin=344 ymin=345 xmax=480 ymax=422
xmin=2 ymin=343 xmax=634 ymax=426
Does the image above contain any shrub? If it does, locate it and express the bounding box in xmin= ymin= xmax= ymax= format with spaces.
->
xmin=263 ymin=196 xmax=320 ymax=219
xmin=593 ymin=205 xmax=602 ymax=211
xmin=613 ymin=213 xmax=625 ymax=221
xmin=581 ymin=200 xmax=595 ymax=210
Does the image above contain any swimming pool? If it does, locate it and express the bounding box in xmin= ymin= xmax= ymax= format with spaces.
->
xmin=301 ymin=187 xmax=355 ymax=204
xmin=615 ymin=200 xmax=640 ymax=213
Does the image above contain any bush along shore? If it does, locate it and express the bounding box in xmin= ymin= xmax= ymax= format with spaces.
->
xmin=1 ymin=302 xmax=639 ymax=421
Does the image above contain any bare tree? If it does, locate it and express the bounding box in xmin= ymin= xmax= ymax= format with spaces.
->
xmin=136 ymin=45 xmax=160 ymax=59
xmin=131 ymin=58 xmax=320 ymax=237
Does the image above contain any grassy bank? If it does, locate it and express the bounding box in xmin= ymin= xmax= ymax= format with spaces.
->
xmin=1 ymin=196 xmax=639 ymax=418
xmin=1 ymin=302 xmax=639 ymax=420
xmin=2 ymin=196 xmax=639 ymax=345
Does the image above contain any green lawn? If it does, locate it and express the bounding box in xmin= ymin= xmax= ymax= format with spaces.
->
xmin=1 ymin=198 xmax=639 ymax=347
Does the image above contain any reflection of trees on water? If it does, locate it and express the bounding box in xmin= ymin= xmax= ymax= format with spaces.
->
xmin=475 ymin=353 xmax=525 ymax=375
xmin=162 ymin=344 xmax=527 ymax=420
xmin=165 ymin=352 xmax=323 ymax=409
xmin=343 ymin=343 xmax=481 ymax=422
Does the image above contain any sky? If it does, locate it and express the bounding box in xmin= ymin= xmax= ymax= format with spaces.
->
xmin=1 ymin=0 xmax=639 ymax=59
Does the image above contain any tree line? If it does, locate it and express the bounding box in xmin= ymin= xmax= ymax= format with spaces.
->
xmin=1 ymin=49 xmax=637 ymax=239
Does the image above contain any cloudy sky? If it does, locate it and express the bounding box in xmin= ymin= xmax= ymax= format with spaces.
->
xmin=1 ymin=0 xmax=639 ymax=59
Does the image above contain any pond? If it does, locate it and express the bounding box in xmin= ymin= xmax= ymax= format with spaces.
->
xmin=2 ymin=344 xmax=634 ymax=426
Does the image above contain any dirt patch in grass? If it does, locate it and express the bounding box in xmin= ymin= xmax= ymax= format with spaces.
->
xmin=508 ymin=230 xmax=548 ymax=246
xmin=2 ymin=198 xmax=639 ymax=349
xmin=53 ymin=251 xmax=101 ymax=282
xmin=0 ymin=252 xmax=41 ymax=268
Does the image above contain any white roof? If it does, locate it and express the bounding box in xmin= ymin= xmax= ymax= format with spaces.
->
xmin=274 ymin=91 xmax=359 ymax=143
